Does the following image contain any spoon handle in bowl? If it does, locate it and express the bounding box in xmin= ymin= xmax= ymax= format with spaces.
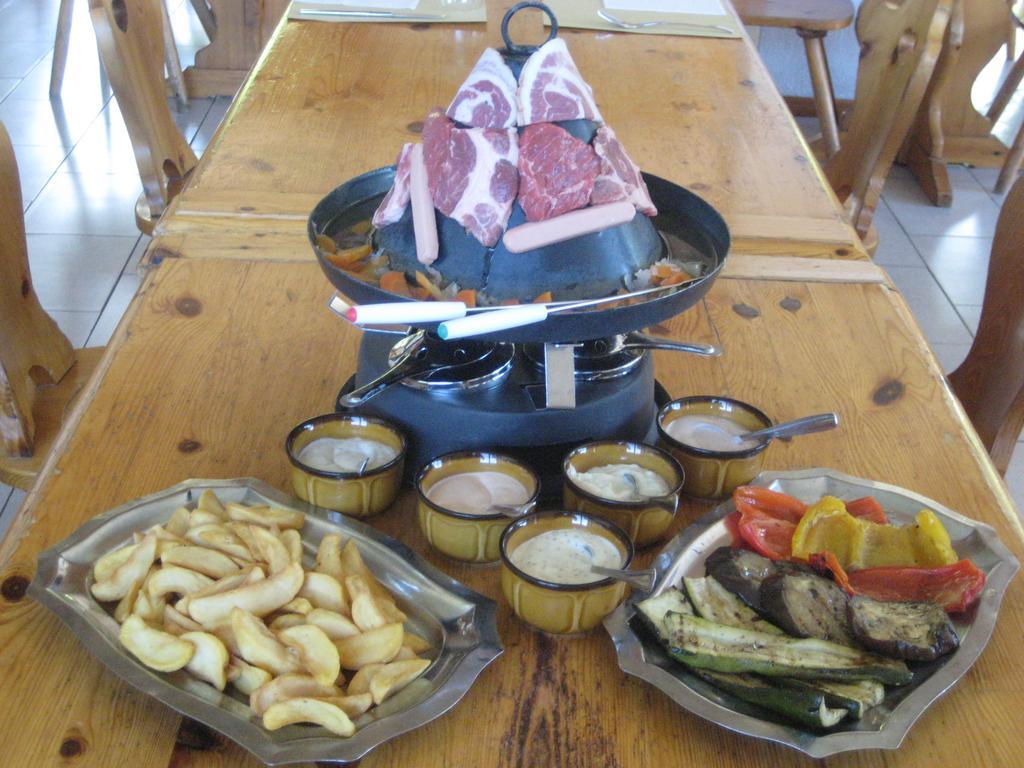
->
xmin=745 ymin=412 xmax=839 ymax=442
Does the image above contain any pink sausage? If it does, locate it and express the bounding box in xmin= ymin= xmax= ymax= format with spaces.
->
xmin=502 ymin=201 xmax=636 ymax=254
xmin=409 ymin=143 xmax=439 ymax=266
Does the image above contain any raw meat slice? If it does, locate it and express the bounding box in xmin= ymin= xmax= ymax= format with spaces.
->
xmin=371 ymin=143 xmax=414 ymax=228
xmin=446 ymin=48 xmax=518 ymax=129
xmin=590 ymin=126 xmax=657 ymax=216
xmin=517 ymin=122 xmax=600 ymax=222
xmin=516 ymin=38 xmax=603 ymax=126
xmin=422 ymin=109 xmax=519 ymax=247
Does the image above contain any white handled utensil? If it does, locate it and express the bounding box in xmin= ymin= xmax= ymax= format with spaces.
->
xmin=438 ymin=304 xmax=550 ymax=339
xmin=346 ymin=301 xmax=468 ymax=325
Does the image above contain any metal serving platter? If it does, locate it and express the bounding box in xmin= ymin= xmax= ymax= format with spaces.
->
xmin=603 ymin=468 xmax=1019 ymax=758
xmin=29 ymin=478 xmax=503 ymax=766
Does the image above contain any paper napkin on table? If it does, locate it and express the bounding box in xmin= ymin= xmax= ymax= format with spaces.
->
xmin=603 ymin=0 xmax=727 ymax=15
xmin=302 ymin=0 xmax=420 ymax=8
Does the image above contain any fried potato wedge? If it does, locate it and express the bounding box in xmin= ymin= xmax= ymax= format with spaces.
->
xmin=315 ymin=534 xmax=346 ymax=581
xmin=93 ymin=543 xmax=137 ymax=583
xmin=198 ymin=490 xmax=227 ymax=518
xmin=162 ymin=546 xmax=240 ymax=579
xmin=280 ymin=529 xmax=303 ymax=563
xmin=188 ymin=510 xmax=224 ymax=529
xmin=299 ymin=572 xmax=348 ymax=615
xmin=319 ymin=693 xmax=373 ymax=718
xmin=190 ymin=563 xmax=304 ymax=627
xmin=92 ymin=534 xmax=158 ymax=602
xmin=370 ymin=659 xmax=430 ymax=705
xmin=181 ymin=631 xmax=229 ymax=690
xmin=262 ymin=698 xmax=355 ymax=737
xmin=335 ymin=623 xmax=403 ymax=670
xmin=120 ymin=615 xmax=194 ymax=672
xmin=165 ymin=506 xmax=191 ymax=538
xmin=402 ymin=632 xmax=432 ymax=655
xmin=305 ymin=609 xmax=360 ymax=640
xmin=185 ymin=524 xmax=251 ymax=561
xmin=346 ymin=663 xmax=385 ymax=696
xmin=250 ymin=525 xmax=291 ymax=575
xmin=210 ymin=624 xmax=243 ymax=657
xmin=250 ymin=673 xmax=340 ymax=717
xmin=278 ymin=624 xmax=341 ymax=687
xmin=227 ymin=656 xmax=272 ymax=695
xmin=340 ymin=540 xmax=391 ymax=601
xmin=164 ymin=605 xmax=204 ymax=635
xmin=269 ymin=614 xmax=306 ymax=631
xmin=350 ymin=595 xmax=390 ymax=632
xmin=146 ymin=566 xmax=214 ymax=599
xmin=281 ymin=598 xmax=314 ymax=615
xmin=231 ymin=608 xmax=301 ymax=676
xmin=114 ymin=579 xmax=143 ymax=623
xmin=227 ymin=502 xmax=305 ymax=530
xmin=132 ymin=587 xmax=167 ymax=623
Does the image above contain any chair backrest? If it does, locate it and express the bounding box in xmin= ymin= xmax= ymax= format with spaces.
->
xmin=0 ymin=123 xmax=76 ymax=458
xmin=948 ymin=176 xmax=1024 ymax=476
xmin=824 ymin=0 xmax=953 ymax=238
xmin=89 ymin=0 xmax=197 ymax=221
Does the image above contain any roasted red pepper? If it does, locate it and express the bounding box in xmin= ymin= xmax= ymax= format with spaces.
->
xmin=810 ymin=553 xmax=986 ymax=614
xmin=845 ymin=496 xmax=889 ymax=525
xmin=733 ymin=486 xmax=807 ymax=523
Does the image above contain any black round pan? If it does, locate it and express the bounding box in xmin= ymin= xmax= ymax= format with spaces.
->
xmin=308 ymin=169 xmax=729 ymax=344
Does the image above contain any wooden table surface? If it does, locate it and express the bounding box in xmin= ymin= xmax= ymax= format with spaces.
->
xmin=160 ymin=0 xmax=864 ymax=259
xmin=0 ymin=246 xmax=1020 ymax=767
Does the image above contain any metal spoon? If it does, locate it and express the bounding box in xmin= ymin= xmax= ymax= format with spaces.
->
xmin=485 ymin=500 xmax=537 ymax=519
xmin=357 ymin=456 xmax=370 ymax=474
xmin=591 ymin=565 xmax=658 ymax=592
xmin=597 ymin=9 xmax=733 ymax=35
xmin=741 ymin=412 xmax=839 ymax=443
xmin=621 ymin=472 xmax=678 ymax=506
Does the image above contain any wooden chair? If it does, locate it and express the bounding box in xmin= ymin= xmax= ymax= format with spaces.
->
xmin=821 ymin=0 xmax=954 ymax=244
xmin=89 ymin=0 xmax=199 ymax=234
xmin=989 ymin=1 xmax=1024 ymax=193
xmin=948 ymin=176 xmax=1024 ymax=476
xmin=731 ymin=0 xmax=855 ymax=159
xmin=50 ymin=0 xmax=190 ymax=106
xmin=0 ymin=123 xmax=104 ymax=491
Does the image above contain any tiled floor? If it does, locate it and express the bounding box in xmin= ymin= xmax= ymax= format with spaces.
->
xmin=0 ymin=0 xmax=1021 ymax=529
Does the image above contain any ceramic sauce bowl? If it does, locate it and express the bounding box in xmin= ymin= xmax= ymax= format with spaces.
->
xmin=416 ymin=452 xmax=540 ymax=563
xmin=562 ymin=441 xmax=683 ymax=547
xmin=499 ymin=510 xmax=633 ymax=634
xmin=285 ymin=413 xmax=405 ymax=517
xmin=657 ymin=396 xmax=772 ymax=500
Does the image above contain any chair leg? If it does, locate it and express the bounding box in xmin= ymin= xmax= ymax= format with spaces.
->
xmin=188 ymin=0 xmax=217 ymax=41
xmin=996 ymin=122 xmax=1024 ymax=193
xmin=49 ymin=0 xmax=75 ymax=98
xmin=987 ymin=52 xmax=1024 ymax=123
xmin=160 ymin=0 xmax=189 ymax=107
xmin=799 ymin=29 xmax=841 ymax=159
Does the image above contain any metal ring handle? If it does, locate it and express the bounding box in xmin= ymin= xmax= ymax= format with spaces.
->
xmin=501 ymin=2 xmax=558 ymax=56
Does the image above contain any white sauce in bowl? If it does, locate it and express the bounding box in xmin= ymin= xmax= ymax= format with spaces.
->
xmin=426 ymin=471 xmax=530 ymax=516
xmin=509 ymin=528 xmax=624 ymax=585
xmin=298 ymin=437 xmax=398 ymax=473
xmin=664 ymin=414 xmax=761 ymax=452
xmin=568 ymin=463 xmax=670 ymax=501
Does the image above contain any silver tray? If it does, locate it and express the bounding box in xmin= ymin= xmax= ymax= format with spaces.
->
xmin=29 ymin=478 xmax=503 ymax=766
xmin=604 ymin=468 xmax=1019 ymax=758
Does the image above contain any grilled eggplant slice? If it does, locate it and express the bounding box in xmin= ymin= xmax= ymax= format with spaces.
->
xmin=665 ymin=611 xmax=913 ymax=685
xmin=694 ymin=670 xmax=848 ymax=730
xmin=703 ymin=547 xmax=814 ymax=611
xmin=683 ymin=576 xmax=784 ymax=634
xmin=759 ymin=573 xmax=856 ymax=646
xmin=847 ymin=596 xmax=959 ymax=662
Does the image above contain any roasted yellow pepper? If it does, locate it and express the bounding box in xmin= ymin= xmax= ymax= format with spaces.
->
xmin=791 ymin=497 xmax=957 ymax=569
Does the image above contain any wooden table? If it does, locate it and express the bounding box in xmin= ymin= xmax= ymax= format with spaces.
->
xmin=161 ymin=1 xmax=865 ymax=259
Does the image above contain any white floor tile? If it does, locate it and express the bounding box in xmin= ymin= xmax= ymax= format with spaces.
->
xmin=190 ymin=95 xmax=231 ymax=153
xmin=27 ymin=233 xmax=137 ymax=311
xmin=10 ymin=142 xmax=67 ymax=207
xmin=0 ymin=95 xmax=101 ymax=149
xmin=0 ymin=488 xmax=27 ymax=545
xmin=0 ymin=0 xmax=61 ymax=44
xmin=911 ymin=235 xmax=992 ymax=307
xmin=956 ymin=304 xmax=982 ymax=336
xmin=59 ymin=100 xmax=138 ymax=176
xmin=0 ymin=77 xmax=16 ymax=102
xmin=0 ymin=483 xmax=11 ymax=515
xmin=872 ymin=198 xmax=923 ymax=268
xmin=0 ymin=39 xmax=50 ymax=78
xmin=883 ymin=165 xmax=1002 ymax=238
xmin=885 ymin=266 xmax=974 ymax=346
xmin=24 ymin=171 xmax=142 ymax=236
xmin=48 ymin=310 xmax=98 ymax=348
xmin=172 ymin=96 xmax=214 ymax=145
xmin=931 ymin=342 xmax=972 ymax=374
xmin=87 ymin=271 xmax=141 ymax=347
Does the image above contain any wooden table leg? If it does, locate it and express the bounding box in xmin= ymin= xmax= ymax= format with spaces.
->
xmin=49 ymin=0 xmax=75 ymax=98
xmin=160 ymin=0 xmax=189 ymax=107
xmin=799 ymin=29 xmax=841 ymax=158
xmin=188 ymin=0 xmax=217 ymax=41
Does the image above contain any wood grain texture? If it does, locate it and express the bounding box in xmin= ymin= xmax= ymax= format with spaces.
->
xmin=731 ymin=0 xmax=854 ymax=30
xmin=171 ymin=0 xmax=860 ymax=253
xmin=0 ymin=253 xmax=1020 ymax=767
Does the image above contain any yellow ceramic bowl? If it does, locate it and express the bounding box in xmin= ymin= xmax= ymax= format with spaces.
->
xmin=285 ymin=413 xmax=405 ymax=517
xmin=657 ymin=396 xmax=772 ymax=500
xmin=562 ymin=441 xmax=683 ymax=547
xmin=500 ymin=510 xmax=633 ymax=635
xmin=416 ymin=452 xmax=540 ymax=563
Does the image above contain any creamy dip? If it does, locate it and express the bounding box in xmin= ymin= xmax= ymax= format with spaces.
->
xmin=665 ymin=414 xmax=761 ymax=452
xmin=298 ymin=437 xmax=398 ymax=473
xmin=426 ymin=471 xmax=530 ymax=516
xmin=509 ymin=529 xmax=624 ymax=585
xmin=569 ymin=463 xmax=670 ymax=502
